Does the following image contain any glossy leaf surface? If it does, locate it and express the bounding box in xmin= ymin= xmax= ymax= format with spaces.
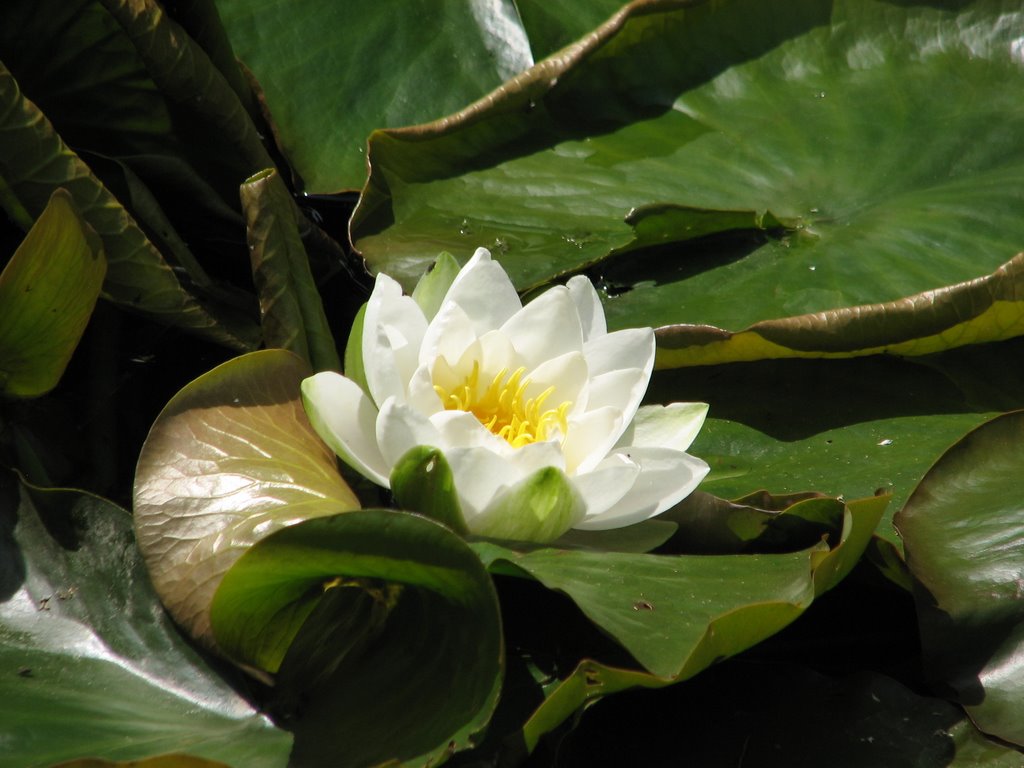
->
xmin=133 ymin=349 xmax=358 ymax=649
xmin=897 ymin=411 xmax=1024 ymax=746
xmin=0 ymin=477 xmax=291 ymax=768
xmin=352 ymin=0 xmax=1024 ymax=368
xmin=470 ymin=492 xmax=883 ymax=746
xmin=216 ymin=0 xmax=535 ymax=191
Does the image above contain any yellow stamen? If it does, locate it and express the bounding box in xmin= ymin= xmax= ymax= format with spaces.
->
xmin=434 ymin=362 xmax=571 ymax=447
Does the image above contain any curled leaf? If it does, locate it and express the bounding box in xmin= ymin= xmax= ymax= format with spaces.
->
xmin=133 ymin=349 xmax=358 ymax=649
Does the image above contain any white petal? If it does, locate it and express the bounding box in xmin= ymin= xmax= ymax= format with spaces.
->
xmin=430 ymin=409 xmax=513 ymax=456
xmin=583 ymin=327 xmax=654 ymax=378
xmin=301 ymin=372 xmax=389 ymax=486
xmin=419 ymin=300 xmax=478 ymax=370
xmin=617 ymin=402 xmax=709 ymax=452
xmin=477 ymin=330 xmax=520 ymax=374
xmin=406 ymin=364 xmax=443 ymax=416
xmin=585 ymin=367 xmax=650 ymax=431
xmin=561 ymin=406 xmax=624 ymax=474
xmin=574 ymin=446 xmax=709 ymax=530
xmin=442 ymin=248 xmax=522 ymax=333
xmin=523 ymin=351 xmax=588 ymax=413
xmin=567 ymin=275 xmax=606 ymax=341
xmin=376 ymin=397 xmax=442 ymax=468
xmin=502 ymin=286 xmax=584 ymax=370
xmin=571 ymin=453 xmax=641 ymax=518
xmin=362 ymin=273 xmax=427 ymax=406
xmin=444 ymin=446 xmax=518 ymax=522
xmin=431 ymin=338 xmax=482 ymax=397
xmin=507 ymin=439 xmax=565 ymax=475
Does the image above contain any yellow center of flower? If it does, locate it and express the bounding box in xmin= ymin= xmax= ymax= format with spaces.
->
xmin=434 ymin=362 xmax=571 ymax=448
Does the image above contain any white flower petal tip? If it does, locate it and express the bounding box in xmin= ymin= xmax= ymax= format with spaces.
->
xmin=566 ymin=275 xmax=606 ymax=341
xmin=619 ymin=402 xmax=710 ymax=453
xmin=574 ymin=448 xmax=710 ymax=531
xmin=301 ymin=250 xmax=709 ymax=543
xmin=301 ymin=372 xmax=390 ymax=487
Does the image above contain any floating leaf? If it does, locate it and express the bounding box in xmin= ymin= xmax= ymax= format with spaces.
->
xmin=216 ymin=0 xmax=535 ymax=191
xmin=470 ymin=492 xmax=884 ymax=747
xmin=645 ymin=347 xmax=1024 ymax=550
xmin=133 ymin=349 xmax=358 ymax=649
xmin=211 ymin=509 xmax=503 ymax=768
xmin=352 ymin=0 xmax=1024 ymax=368
xmin=0 ymin=476 xmax=291 ymax=767
xmin=655 ymin=253 xmax=1024 ymax=368
xmin=897 ymin=411 xmax=1024 ymax=747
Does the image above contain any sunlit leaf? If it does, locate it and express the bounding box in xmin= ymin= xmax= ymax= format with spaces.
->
xmin=352 ymin=0 xmax=1024 ymax=367
xmin=133 ymin=349 xmax=358 ymax=649
xmin=0 ymin=476 xmax=291 ymax=767
xmin=471 ymin=489 xmax=880 ymax=708
xmin=655 ymin=253 xmax=1024 ymax=367
xmin=215 ymin=0 xmax=535 ymax=191
xmin=0 ymin=189 xmax=105 ymax=398
xmin=645 ymin=346 xmax=1024 ymax=550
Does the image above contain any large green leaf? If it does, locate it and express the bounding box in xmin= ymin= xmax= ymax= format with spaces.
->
xmin=646 ymin=342 xmax=1024 ymax=549
xmin=0 ymin=61 xmax=260 ymax=349
xmin=470 ymin=493 xmax=884 ymax=748
xmin=0 ymin=476 xmax=291 ymax=767
xmin=514 ymin=0 xmax=628 ymax=60
xmin=0 ymin=189 xmax=105 ymax=398
xmin=654 ymin=253 xmax=1024 ymax=367
xmin=896 ymin=411 xmax=1024 ymax=747
xmin=211 ymin=509 xmax=503 ymax=768
xmin=352 ymin=0 xmax=1024 ymax=364
xmin=133 ymin=349 xmax=358 ymax=650
xmin=215 ymin=0 xmax=535 ymax=192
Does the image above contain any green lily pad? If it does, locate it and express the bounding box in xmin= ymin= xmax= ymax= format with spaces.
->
xmin=211 ymin=509 xmax=503 ymax=768
xmin=514 ymin=0 xmax=629 ymax=61
xmin=0 ymin=476 xmax=291 ymax=767
xmin=352 ymin=0 xmax=1024 ymax=366
xmin=470 ymin=492 xmax=884 ymax=747
xmin=215 ymin=0 xmax=535 ymax=192
xmin=0 ymin=189 xmax=105 ymax=398
xmin=653 ymin=253 xmax=1024 ymax=367
xmin=897 ymin=411 xmax=1024 ymax=747
xmin=133 ymin=349 xmax=358 ymax=650
xmin=645 ymin=343 xmax=1024 ymax=550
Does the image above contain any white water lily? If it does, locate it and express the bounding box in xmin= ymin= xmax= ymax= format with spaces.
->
xmin=302 ymin=248 xmax=709 ymax=542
